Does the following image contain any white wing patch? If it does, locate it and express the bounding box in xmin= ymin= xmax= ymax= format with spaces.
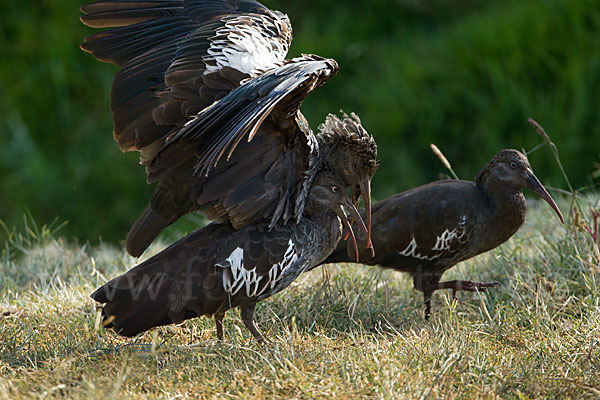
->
xmin=431 ymin=223 xmax=467 ymax=252
xmin=219 ymin=239 xmax=299 ymax=298
xmin=398 ymin=236 xmax=439 ymax=261
xmin=219 ymin=247 xmax=260 ymax=296
xmin=398 ymin=216 xmax=468 ymax=261
xmin=261 ymin=240 xmax=299 ymax=296
xmin=204 ymin=12 xmax=291 ymax=76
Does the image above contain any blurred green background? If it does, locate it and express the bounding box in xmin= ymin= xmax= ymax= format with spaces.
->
xmin=1 ymin=0 xmax=599 ymax=245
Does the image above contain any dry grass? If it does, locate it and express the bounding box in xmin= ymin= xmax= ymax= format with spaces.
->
xmin=1 ymin=196 xmax=599 ymax=399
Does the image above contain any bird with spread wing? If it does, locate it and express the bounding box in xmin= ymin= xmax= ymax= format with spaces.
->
xmin=81 ymin=0 xmax=379 ymax=339
xmin=80 ymin=0 xmax=377 ymax=258
xmin=91 ymin=170 xmax=368 ymax=340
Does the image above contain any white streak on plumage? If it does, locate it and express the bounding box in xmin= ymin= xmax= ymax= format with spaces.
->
xmin=398 ymin=216 xmax=468 ymax=261
xmin=204 ymin=12 xmax=291 ymax=76
xmin=260 ymin=239 xmax=298 ymax=295
xmin=398 ymin=236 xmax=439 ymax=261
xmin=219 ymin=239 xmax=299 ymax=298
xmin=431 ymin=215 xmax=468 ymax=251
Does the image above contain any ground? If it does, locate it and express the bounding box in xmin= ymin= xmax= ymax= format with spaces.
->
xmin=1 ymin=196 xmax=599 ymax=399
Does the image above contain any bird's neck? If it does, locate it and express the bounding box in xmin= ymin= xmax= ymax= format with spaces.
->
xmin=298 ymin=209 xmax=344 ymax=264
xmin=479 ymin=178 xmax=527 ymax=241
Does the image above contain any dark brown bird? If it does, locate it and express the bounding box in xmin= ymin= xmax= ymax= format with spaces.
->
xmin=80 ymin=0 xmax=377 ymax=257
xmin=91 ymin=170 xmax=367 ymax=340
xmin=323 ymin=149 xmax=564 ymax=316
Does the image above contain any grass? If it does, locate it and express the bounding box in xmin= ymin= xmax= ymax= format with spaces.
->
xmin=1 ymin=195 xmax=599 ymax=399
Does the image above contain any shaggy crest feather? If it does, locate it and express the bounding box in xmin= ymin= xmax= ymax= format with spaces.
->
xmin=318 ymin=112 xmax=378 ymax=173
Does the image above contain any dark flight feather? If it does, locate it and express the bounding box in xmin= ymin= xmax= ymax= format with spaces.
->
xmin=80 ymin=0 xmax=350 ymax=258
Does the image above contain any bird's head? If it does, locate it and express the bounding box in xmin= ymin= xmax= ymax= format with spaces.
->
xmin=318 ymin=112 xmax=378 ymax=256
xmin=306 ymin=171 xmax=368 ymax=262
xmin=476 ymin=149 xmax=564 ymax=223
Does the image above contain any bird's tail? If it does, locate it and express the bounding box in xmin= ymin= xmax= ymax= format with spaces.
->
xmin=125 ymin=205 xmax=174 ymax=258
xmin=91 ymin=242 xmax=197 ymax=337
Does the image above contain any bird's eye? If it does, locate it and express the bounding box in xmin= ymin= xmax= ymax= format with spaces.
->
xmin=510 ymin=162 xmax=517 ymax=169
xmin=330 ymin=185 xmax=339 ymax=193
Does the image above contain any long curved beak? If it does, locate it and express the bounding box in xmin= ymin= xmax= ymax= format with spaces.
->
xmin=334 ymin=197 xmax=368 ymax=263
xmin=358 ymin=178 xmax=374 ymax=257
xmin=344 ymin=186 xmax=359 ymax=241
xmin=524 ymin=170 xmax=564 ymax=224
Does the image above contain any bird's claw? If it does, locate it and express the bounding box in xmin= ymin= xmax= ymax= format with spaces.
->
xmin=435 ymin=280 xmax=500 ymax=301
xmin=446 ymin=280 xmax=500 ymax=293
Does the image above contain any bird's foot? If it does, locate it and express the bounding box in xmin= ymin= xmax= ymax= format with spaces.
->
xmin=433 ymin=280 xmax=500 ymax=300
xmin=422 ymin=280 xmax=499 ymax=318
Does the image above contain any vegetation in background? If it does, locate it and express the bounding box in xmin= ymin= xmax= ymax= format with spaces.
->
xmin=1 ymin=1 xmax=599 ymax=396
xmin=1 ymin=0 xmax=599 ymax=244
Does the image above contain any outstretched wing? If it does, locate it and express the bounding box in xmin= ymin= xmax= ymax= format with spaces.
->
xmin=80 ymin=0 xmax=292 ymax=155
xmin=81 ymin=0 xmax=339 ymax=256
xmin=148 ymin=55 xmax=337 ymax=180
xmin=147 ymin=55 xmax=337 ymax=228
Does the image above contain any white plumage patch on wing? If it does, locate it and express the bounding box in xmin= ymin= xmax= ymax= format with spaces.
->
xmin=204 ymin=12 xmax=291 ymax=76
xmin=260 ymin=239 xmax=299 ymax=296
xmin=219 ymin=239 xmax=299 ymax=298
xmin=219 ymin=247 xmax=259 ymax=296
xmin=431 ymin=216 xmax=467 ymax=251
xmin=398 ymin=216 xmax=468 ymax=261
xmin=398 ymin=236 xmax=439 ymax=261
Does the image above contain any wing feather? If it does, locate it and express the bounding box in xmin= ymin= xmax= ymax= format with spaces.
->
xmin=81 ymin=0 xmax=339 ymax=256
xmin=217 ymin=223 xmax=299 ymax=300
xmin=147 ymin=56 xmax=338 ymax=181
xmin=81 ymin=0 xmax=289 ymax=152
xmin=324 ymin=181 xmax=478 ymax=269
